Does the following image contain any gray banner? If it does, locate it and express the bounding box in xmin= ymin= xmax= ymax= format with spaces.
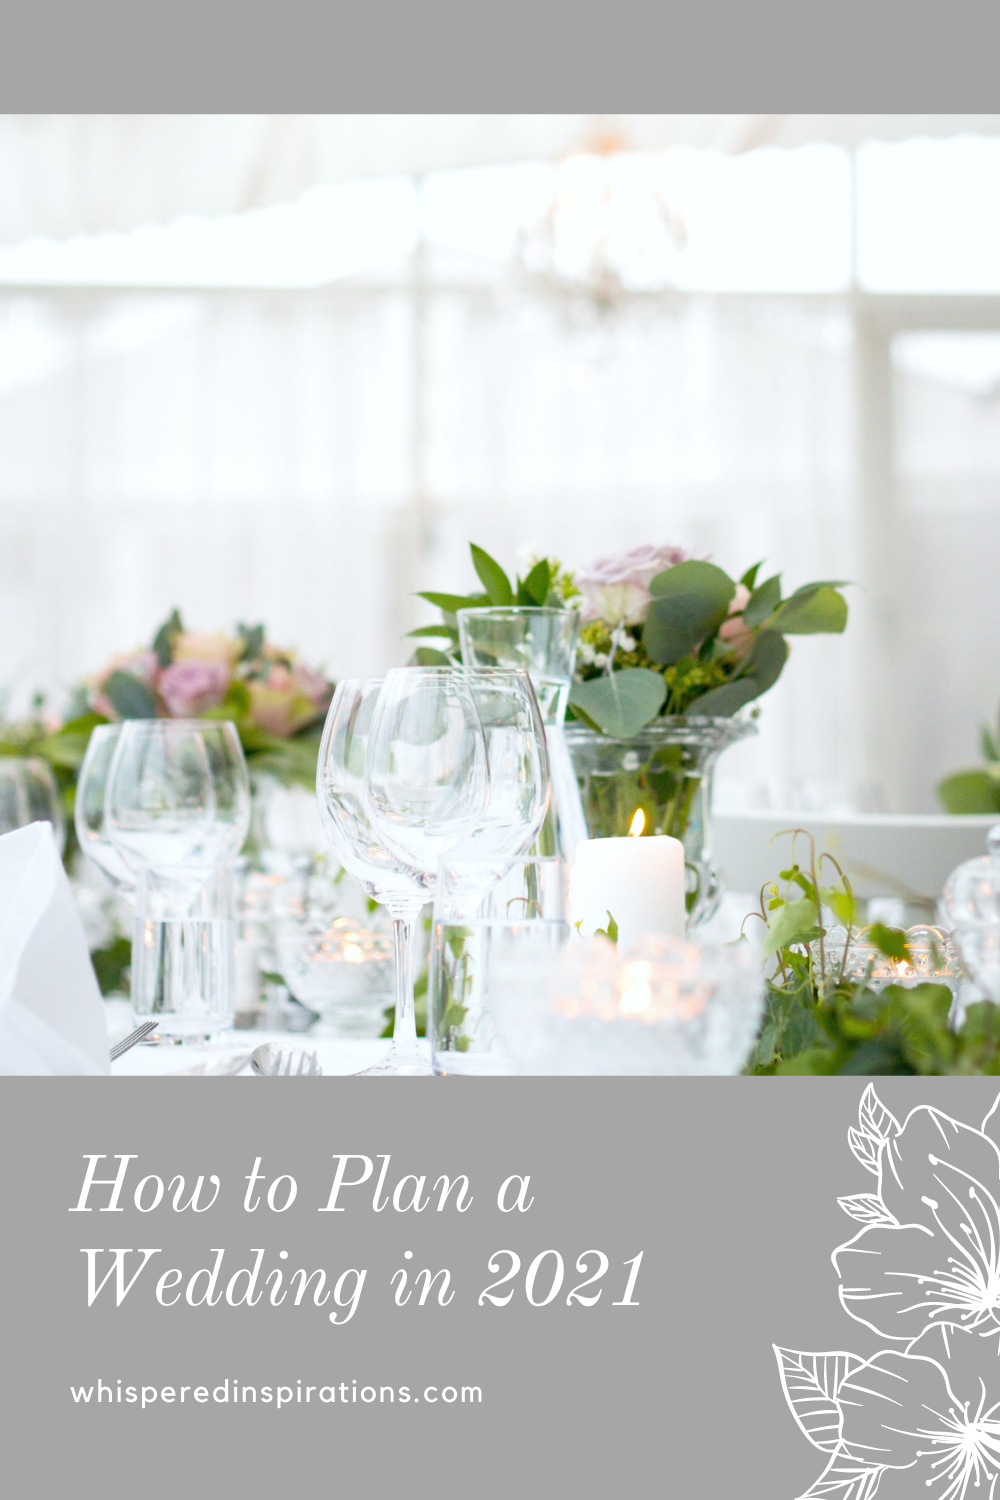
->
xmin=3 ymin=1077 xmax=997 ymax=1497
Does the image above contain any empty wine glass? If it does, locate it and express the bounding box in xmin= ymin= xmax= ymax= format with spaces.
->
xmin=105 ymin=720 xmax=251 ymax=1041
xmin=105 ymin=719 xmax=251 ymax=884
xmin=74 ymin=724 xmax=134 ymax=895
xmin=0 ymin=756 xmax=65 ymax=849
xmin=364 ymin=667 xmax=489 ymax=885
xmin=316 ymin=678 xmax=431 ymax=1076
xmin=436 ymin=668 xmax=551 ymax=918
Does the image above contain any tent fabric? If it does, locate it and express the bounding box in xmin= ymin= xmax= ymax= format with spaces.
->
xmin=3 ymin=114 xmax=1000 ymax=247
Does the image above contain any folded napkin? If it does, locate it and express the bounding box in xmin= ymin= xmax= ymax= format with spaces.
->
xmin=0 ymin=822 xmax=109 ymax=1075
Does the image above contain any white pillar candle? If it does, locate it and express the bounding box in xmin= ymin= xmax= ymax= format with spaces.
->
xmin=570 ymin=823 xmax=686 ymax=950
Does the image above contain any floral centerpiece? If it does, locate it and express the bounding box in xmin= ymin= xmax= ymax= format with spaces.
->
xmin=416 ymin=542 xmax=849 ymax=923
xmin=0 ymin=612 xmax=333 ymax=861
xmin=938 ymin=701 xmax=1000 ymax=813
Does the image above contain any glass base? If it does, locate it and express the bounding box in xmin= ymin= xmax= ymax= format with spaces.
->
xmin=354 ymin=1047 xmax=433 ymax=1077
xmin=135 ymin=1015 xmax=233 ymax=1045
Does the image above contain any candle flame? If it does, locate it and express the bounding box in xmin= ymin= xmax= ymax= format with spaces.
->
xmin=343 ymin=943 xmax=364 ymax=964
xmin=895 ymin=959 xmax=912 ymax=977
xmin=628 ymin=808 xmax=645 ymax=838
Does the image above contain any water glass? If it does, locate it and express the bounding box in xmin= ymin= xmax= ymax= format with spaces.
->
xmin=0 ymin=756 xmax=64 ymax=849
xmin=105 ymin=719 xmax=251 ymax=1040
xmin=75 ymin=724 xmax=134 ymax=893
xmin=130 ymin=867 xmax=238 ymax=1041
xmin=430 ymin=856 xmax=569 ymax=1075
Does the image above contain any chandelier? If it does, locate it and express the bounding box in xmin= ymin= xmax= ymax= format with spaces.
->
xmin=514 ymin=135 xmax=687 ymax=319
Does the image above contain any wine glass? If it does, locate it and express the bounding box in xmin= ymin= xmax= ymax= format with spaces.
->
xmin=363 ymin=667 xmax=489 ymax=884
xmin=0 ymin=756 xmax=65 ymax=850
xmin=435 ymin=668 xmax=551 ymax=918
xmin=316 ymin=678 xmax=432 ymax=1076
xmin=105 ymin=719 xmax=251 ymax=885
xmin=75 ymin=724 xmax=134 ymax=895
xmin=104 ymin=720 xmax=251 ymax=1041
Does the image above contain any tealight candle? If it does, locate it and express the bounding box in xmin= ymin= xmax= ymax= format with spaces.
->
xmin=570 ymin=809 xmax=686 ymax=950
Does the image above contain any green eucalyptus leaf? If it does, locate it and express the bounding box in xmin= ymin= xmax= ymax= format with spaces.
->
xmin=686 ymin=677 xmax=762 ymax=718
xmin=768 ymin=585 xmax=848 ymax=635
xmin=567 ymin=668 xmax=666 ymax=740
xmin=470 ymin=544 xmax=513 ymax=607
xmin=238 ymin=623 xmax=265 ymax=662
xmin=743 ymin=574 xmax=782 ymax=628
xmin=762 ymin=896 xmax=820 ymax=954
xmin=643 ymin=561 xmax=736 ymax=665
xmin=103 ymin=671 xmax=159 ymax=720
xmin=937 ymin=770 xmax=1000 ymax=814
xmin=740 ymin=561 xmax=763 ymax=590
xmin=517 ymin=558 xmax=551 ymax=607
xmin=151 ymin=609 xmax=183 ymax=668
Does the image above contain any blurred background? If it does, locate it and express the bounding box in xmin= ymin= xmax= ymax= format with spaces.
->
xmin=2 ymin=113 xmax=1000 ymax=814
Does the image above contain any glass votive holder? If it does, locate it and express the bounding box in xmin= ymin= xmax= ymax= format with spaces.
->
xmin=277 ymin=915 xmax=392 ymax=1036
xmin=492 ymin=933 xmax=763 ymax=1076
xmin=816 ymin=924 xmax=963 ymax=993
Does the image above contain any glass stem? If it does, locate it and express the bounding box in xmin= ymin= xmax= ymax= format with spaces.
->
xmin=390 ymin=914 xmax=417 ymax=1055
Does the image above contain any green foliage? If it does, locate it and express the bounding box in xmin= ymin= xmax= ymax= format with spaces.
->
xmin=421 ymin=542 xmax=849 ymax=731
xmin=744 ymin=828 xmax=1000 ymax=1076
xmin=90 ymin=936 xmax=132 ymax=997
xmin=151 ymin=609 xmax=183 ymax=668
xmin=568 ymin=668 xmax=667 ymax=740
xmin=938 ymin=769 xmax=1000 ymax=814
xmin=103 ymin=670 xmax=158 ymax=720
xmin=643 ymin=561 xmax=736 ymax=666
xmin=594 ymin=911 xmax=619 ymax=944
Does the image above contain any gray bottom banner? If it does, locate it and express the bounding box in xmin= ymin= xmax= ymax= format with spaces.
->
xmin=4 ymin=1077 xmax=997 ymax=1498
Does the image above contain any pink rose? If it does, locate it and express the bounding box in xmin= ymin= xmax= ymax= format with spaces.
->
xmin=248 ymin=664 xmax=321 ymax=738
xmin=575 ymin=545 xmax=692 ymax=626
xmin=159 ymin=659 xmax=230 ymax=717
xmin=718 ymin=583 xmax=754 ymax=656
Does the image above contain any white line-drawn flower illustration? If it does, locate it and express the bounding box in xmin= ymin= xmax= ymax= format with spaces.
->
xmin=835 ymin=1090 xmax=1000 ymax=1340
xmin=776 ymin=1087 xmax=1000 ymax=1499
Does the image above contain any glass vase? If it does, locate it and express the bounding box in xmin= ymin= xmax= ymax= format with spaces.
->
xmin=565 ymin=716 xmax=756 ymax=928
xmin=457 ymin=605 xmax=588 ymax=862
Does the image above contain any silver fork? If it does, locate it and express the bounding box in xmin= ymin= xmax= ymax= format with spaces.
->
xmin=109 ymin=1021 xmax=159 ymax=1060
xmin=250 ymin=1044 xmax=322 ymax=1077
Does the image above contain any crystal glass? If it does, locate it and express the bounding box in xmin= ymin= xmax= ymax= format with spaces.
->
xmin=277 ymin=912 xmax=392 ymax=1035
xmin=435 ymin=668 xmax=551 ymax=920
xmin=457 ymin=606 xmax=587 ymax=860
xmin=941 ymin=824 xmax=1000 ymax=1002
xmin=0 ymin=756 xmax=64 ymax=849
xmin=492 ymin=934 xmax=764 ymax=1076
xmin=364 ymin=667 xmax=489 ymax=884
xmin=814 ymin=924 xmax=962 ymax=991
xmin=431 ymin=856 xmax=569 ymax=1075
xmin=317 ymin=678 xmax=432 ymax=1075
xmin=75 ymin=724 xmax=134 ymax=894
xmin=565 ymin=717 xmax=756 ymax=927
xmin=105 ymin=720 xmax=251 ymax=1041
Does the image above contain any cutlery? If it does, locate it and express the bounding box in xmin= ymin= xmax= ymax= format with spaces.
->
xmin=109 ymin=1021 xmax=159 ymax=1060
xmin=250 ymin=1044 xmax=323 ymax=1077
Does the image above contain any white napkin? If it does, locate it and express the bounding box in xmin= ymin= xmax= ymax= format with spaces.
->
xmin=0 ymin=822 xmax=109 ymax=1075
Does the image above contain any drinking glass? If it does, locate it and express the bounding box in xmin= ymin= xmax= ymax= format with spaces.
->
xmin=431 ymin=856 xmax=569 ymax=1075
xmin=105 ymin=720 xmax=251 ymax=1040
xmin=317 ymin=678 xmax=433 ymax=1075
xmin=434 ymin=668 xmax=551 ymax=919
xmin=0 ymin=756 xmax=65 ymax=849
xmin=364 ymin=667 xmax=489 ymax=886
xmin=457 ymin=606 xmax=586 ymax=860
xmin=74 ymin=724 xmax=134 ymax=894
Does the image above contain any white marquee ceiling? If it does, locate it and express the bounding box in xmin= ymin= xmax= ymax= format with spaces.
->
xmin=3 ymin=114 xmax=1000 ymax=246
